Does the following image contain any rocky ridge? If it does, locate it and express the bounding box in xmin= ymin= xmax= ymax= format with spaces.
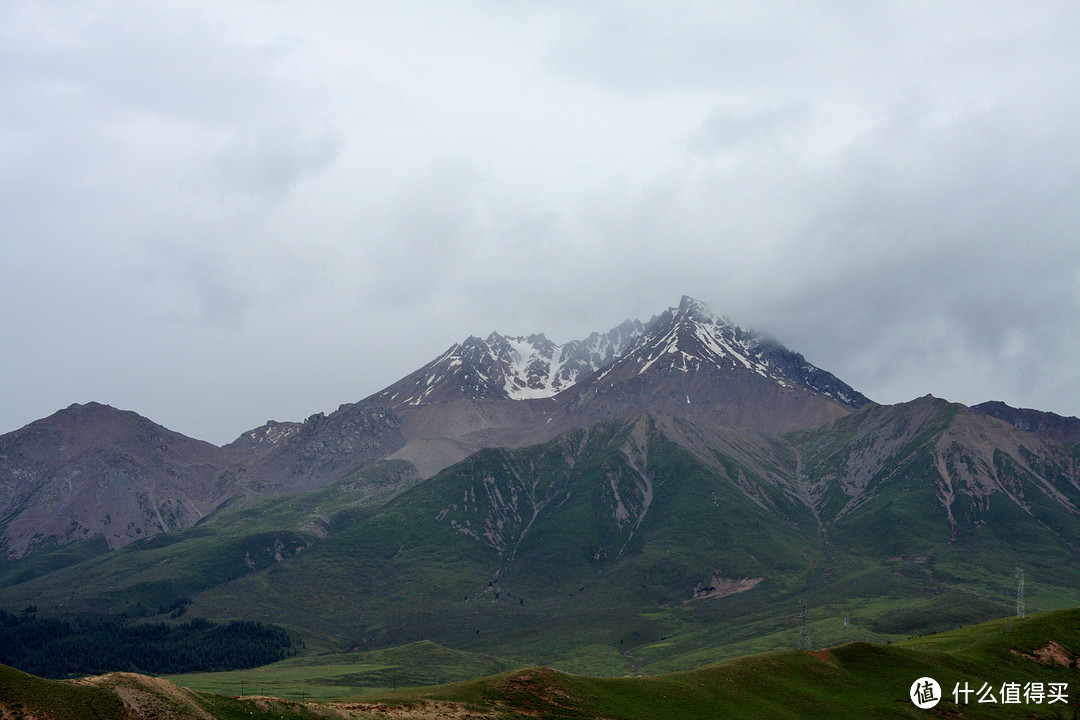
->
xmin=0 ymin=296 xmax=871 ymax=557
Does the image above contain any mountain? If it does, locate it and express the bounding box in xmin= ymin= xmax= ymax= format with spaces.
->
xmin=225 ymin=403 xmax=407 ymax=493
xmin=370 ymin=319 xmax=646 ymax=405
xmin=0 ymin=402 xmax=232 ymax=558
xmin=369 ymin=296 xmax=866 ymax=412
xmin=5 ymin=395 xmax=1080 ymax=675
xmin=554 ymin=296 xmax=868 ymax=434
xmin=150 ymin=396 xmax=1075 ymax=667
xmin=1 ymin=296 xmax=863 ymax=557
xmin=592 ymin=297 xmax=867 ymax=407
xmin=972 ymin=400 xmax=1080 ymax=446
xmin=224 ymin=296 xmax=867 ymax=483
xmin=5 ymin=295 xmax=1080 ymax=680
xmin=297 ymin=295 xmax=868 ymax=478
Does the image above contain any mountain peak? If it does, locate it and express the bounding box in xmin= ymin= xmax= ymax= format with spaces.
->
xmin=373 ymin=317 xmax=647 ymax=406
xmin=675 ymin=295 xmax=714 ymax=321
xmin=590 ymin=299 xmax=870 ymax=411
xmin=0 ymin=402 xmax=226 ymax=557
xmin=597 ymin=301 xmax=762 ymax=380
xmin=369 ymin=296 xmax=867 ymax=411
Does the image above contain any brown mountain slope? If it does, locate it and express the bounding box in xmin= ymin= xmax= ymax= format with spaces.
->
xmin=0 ymin=403 xmax=232 ymax=557
xmin=973 ymin=400 xmax=1080 ymax=446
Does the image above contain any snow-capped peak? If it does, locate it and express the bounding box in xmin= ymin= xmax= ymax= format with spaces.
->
xmin=597 ymin=296 xmax=776 ymax=380
xmin=374 ymin=321 xmax=645 ymax=406
xmin=373 ymin=296 xmax=867 ymax=409
xmin=486 ymin=321 xmax=650 ymax=400
xmin=591 ymin=296 xmax=870 ymax=408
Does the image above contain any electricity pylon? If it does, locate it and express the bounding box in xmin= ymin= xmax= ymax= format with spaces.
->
xmin=798 ymin=600 xmax=813 ymax=650
xmin=1015 ymin=567 xmax=1026 ymax=619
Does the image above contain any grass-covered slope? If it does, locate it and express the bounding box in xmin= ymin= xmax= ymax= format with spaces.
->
xmin=187 ymin=415 xmax=825 ymax=672
xmin=167 ymin=640 xmax=517 ymax=701
xmin=187 ymin=403 xmax=1080 ymax=673
xmin=4 ymin=399 xmax=1080 ymax=679
xmin=0 ymin=663 xmax=129 ymax=720
xmin=7 ymin=607 xmax=1080 ymax=719
xmin=0 ymin=460 xmax=420 ymax=623
xmin=0 ymin=663 xmax=328 ymax=720
xmin=361 ymin=607 xmax=1080 ymax=719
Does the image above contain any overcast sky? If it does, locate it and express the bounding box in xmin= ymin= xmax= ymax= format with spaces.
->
xmin=3 ymin=1 xmax=1079 ymax=444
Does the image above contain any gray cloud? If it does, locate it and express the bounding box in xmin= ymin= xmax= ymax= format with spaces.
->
xmin=205 ymin=122 xmax=344 ymax=198
xmin=2 ymin=1 xmax=1080 ymax=442
xmin=359 ymin=159 xmax=489 ymax=305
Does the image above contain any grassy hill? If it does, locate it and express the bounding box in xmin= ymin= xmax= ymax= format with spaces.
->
xmin=166 ymin=640 xmax=517 ymax=701
xmin=5 ymin=607 xmax=1080 ymax=719
xmin=300 ymin=607 xmax=1080 ymax=718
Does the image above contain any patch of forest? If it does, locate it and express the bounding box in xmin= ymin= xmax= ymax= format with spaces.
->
xmin=0 ymin=607 xmax=294 ymax=678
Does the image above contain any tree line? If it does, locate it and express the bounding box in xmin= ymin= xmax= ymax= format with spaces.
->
xmin=0 ymin=607 xmax=293 ymax=678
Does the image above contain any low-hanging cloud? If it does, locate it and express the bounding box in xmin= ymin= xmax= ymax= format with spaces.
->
xmin=2 ymin=1 xmax=1079 ymax=443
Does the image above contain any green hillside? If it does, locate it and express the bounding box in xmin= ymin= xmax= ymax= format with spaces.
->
xmin=167 ymin=640 xmax=517 ymax=700
xmin=0 ymin=461 xmax=419 ymax=633
xmin=186 ymin=404 xmax=1080 ymax=672
xmin=358 ymin=607 xmax=1080 ymax=719
xmin=186 ymin=416 xmax=829 ymax=673
xmin=3 ymin=400 xmax=1080 ymax=678
xmin=5 ymin=607 xmax=1080 ymax=719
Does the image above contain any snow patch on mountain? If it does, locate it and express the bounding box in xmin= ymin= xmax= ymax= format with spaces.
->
xmin=375 ymin=296 xmax=867 ymax=409
xmin=501 ymin=335 xmax=571 ymax=399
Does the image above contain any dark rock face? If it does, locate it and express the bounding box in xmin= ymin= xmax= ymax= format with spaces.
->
xmin=223 ymin=420 xmax=303 ymax=458
xmin=544 ymin=296 xmax=864 ymax=434
xmin=0 ymin=403 xmax=230 ymax=557
xmin=972 ymin=401 xmax=1080 ymax=445
xmin=241 ymin=404 xmax=407 ymax=493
